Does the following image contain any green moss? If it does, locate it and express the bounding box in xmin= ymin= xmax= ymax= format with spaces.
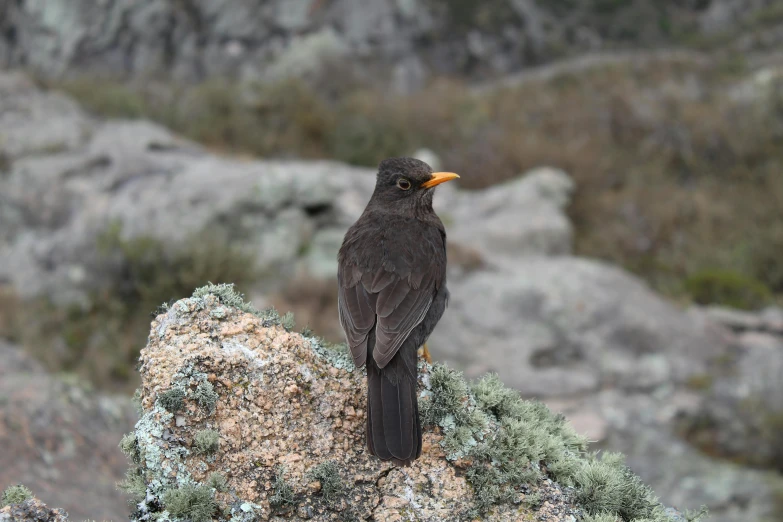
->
xmin=280 ymin=311 xmax=296 ymax=332
xmin=684 ymin=269 xmax=771 ymax=310
xmin=158 ymin=386 xmax=186 ymax=413
xmin=118 ymin=467 xmax=147 ymax=503
xmin=193 ymin=381 xmax=219 ymax=415
xmin=1 ymin=484 xmax=33 ymax=507
xmin=269 ymin=467 xmax=296 ymax=509
xmin=193 ymin=429 xmax=220 ymax=455
xmin=120 ymin=432 xmax=141 ymax=464
xmin=308 ymin=461 xmax=343 ymax=504
xmin=206 ymin=472 xmax=228 ymax=492
xmin=574 ymin=452 xmax=663 ymax=520
xmin=132 ymin=388 xmax=144 ymax=416
xmin=583 ymin=514 xmax=620 ymax=522
xmin=162 ymin=484 xmax=217 ymax=522
xmin=419 ymin=367 xmax=688 ymax=519
xmin=192 ymin=283 xmax=279 ymax=324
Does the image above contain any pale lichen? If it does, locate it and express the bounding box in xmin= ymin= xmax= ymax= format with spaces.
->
xmin=193 ymin=429 xmax=220 ymax=455
xmin=308 ymin=461 xmax=343 ymax=504
xmin=1 ymin=484 xmax=33 ymax=507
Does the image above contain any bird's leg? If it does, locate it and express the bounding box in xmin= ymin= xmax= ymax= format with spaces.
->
xmin=417 ymin=343 xmax=432 ymax=364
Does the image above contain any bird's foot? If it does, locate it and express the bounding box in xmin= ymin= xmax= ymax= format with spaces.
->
xmin=417 ymin=343 xmax=433 ymax=364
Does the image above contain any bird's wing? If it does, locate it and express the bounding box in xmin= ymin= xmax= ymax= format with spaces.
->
xmin=337 ymin=262 xmax=376 ymax=368
xmin=338 ymin=222 xmax=444 ymax=369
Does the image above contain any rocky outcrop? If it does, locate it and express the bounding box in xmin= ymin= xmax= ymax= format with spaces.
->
xmin=0 ymin=341 xmax=137 ymax=521
xmin=0 ymin=497 xmax=68 ymax=522
xmin=0 ymin=1 xmax=780 ymax=88
xmin=117 ymin=284 xmax=691 ymax=522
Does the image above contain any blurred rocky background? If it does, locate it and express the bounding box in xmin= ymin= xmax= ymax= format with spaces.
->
xmin=1 ymin=0 xmax=783 ymax=520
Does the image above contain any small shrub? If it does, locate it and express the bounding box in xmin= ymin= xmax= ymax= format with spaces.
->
xmin=1 ymin=484 xmax=33 ymax=506
xmin=193 ymin=429 xmax=220 ymax=455
xmin=161 ymin=485 xmax=217 ymax=522
xmin=684 ymin=269 xmax=771 ymax=310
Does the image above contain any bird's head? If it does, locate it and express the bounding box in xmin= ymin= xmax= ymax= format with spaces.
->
xmin=370 ymin=157 xmax=459 ymax=212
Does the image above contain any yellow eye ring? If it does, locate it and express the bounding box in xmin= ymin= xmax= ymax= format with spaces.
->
xmin=397 ymin=178 xmax=411 ymax=190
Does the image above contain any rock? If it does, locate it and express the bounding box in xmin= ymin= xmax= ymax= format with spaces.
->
xmin=575 ymin=390 xmax=783 ymax=522
xmin=760 ymin=306 xmax=783 ymax=333
xmin=702 ymin=306 xmax=764 ymax=331
xmin=678 ymin=330 xmax=783 ymax=471
xmin=0 ymin=497 xmax=68 ymax=522
xmin=430 ymin=257 xmax=725 ymax=397
xmin=0 ymin=1 xmax=777 ymax=85
xmin=0 ymin=72 xmax=574 ymax=309
xmin=438 ymin=167 xmax=575 ymax=261
xmin=0 ymin=341 xmax=137 ymax=521
xmin=122 ymin=285 xmax=685 ymax=522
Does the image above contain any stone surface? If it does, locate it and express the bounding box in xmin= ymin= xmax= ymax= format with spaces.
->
xmin=0 ymin=341 xmax=137 ymax=521
xmin=128 ymin=291 xmax=588 ymax=521
xmin=555 ymin=390 xmax=783 ymax=522
xmin=0 ymin=1 xmax=779 ymax=86
xmin=0 ymin=498 xmax=68 ymax=522
xmin=431 ymin=257 xmax=724 ymax=398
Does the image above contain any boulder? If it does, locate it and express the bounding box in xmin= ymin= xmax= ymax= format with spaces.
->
xmin=0 ymin=1 xmax=777 ymax=85
xmin=431 ymin=257 xmax=726 ymax=397
xmin=117 ymin=284 xmax=687 ymax=522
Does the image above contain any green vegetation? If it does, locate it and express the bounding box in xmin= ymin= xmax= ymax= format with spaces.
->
xmin=280 ymin=311 xmax=296 ymax=332
xmin=206 ymin=472 xmax=228 ymax=492
xmin=193 ymin=429 xmax=220 ymax=455
xmin=421 ymin=366 xmax=693 ymax=519
xmin=308 ymin=461 xmax=343 ymax=504
xmin=118 ymin=468 xmax=147 ymax=503
xmin=1 ymin=484 xmax=33 ymax=507
xmin=161 ymin=484 xmax=217 ymax=522
xmin=683 ymin=269 xmax=771 ymax=310
xmin=158 ymin=386 xmax=186 ymax=413
xmin=269 ymin=467 xmax=296 ymax=509
xmin=193 ymin=381 xmax=219 ymax=415
xmin=119 ymin=433 xmax=141 ymax=464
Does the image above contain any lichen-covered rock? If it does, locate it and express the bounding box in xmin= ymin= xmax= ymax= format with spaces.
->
xmin=124 ymin=284 xmax=692 ymax=522
xmin=0 ymin=497 xmax=68 ymax=522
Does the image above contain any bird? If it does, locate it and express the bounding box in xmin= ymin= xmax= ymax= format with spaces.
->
xmin=337 ymin=157 xmax=459 ymax=466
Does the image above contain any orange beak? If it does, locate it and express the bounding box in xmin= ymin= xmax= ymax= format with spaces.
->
xmin=421 ymin=172 xmax=460 ymax=189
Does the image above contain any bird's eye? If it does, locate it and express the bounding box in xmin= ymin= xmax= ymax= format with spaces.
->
xmin=397 ymin=178 xmax=411 ymax=190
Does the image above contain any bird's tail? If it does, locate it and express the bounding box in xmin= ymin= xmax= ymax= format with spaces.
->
xmin=366 ymin=363 xmax=422 ymax=466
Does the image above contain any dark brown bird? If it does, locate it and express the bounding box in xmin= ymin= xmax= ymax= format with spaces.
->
xmin=337 ymin=157 xmax=459 ymax=466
